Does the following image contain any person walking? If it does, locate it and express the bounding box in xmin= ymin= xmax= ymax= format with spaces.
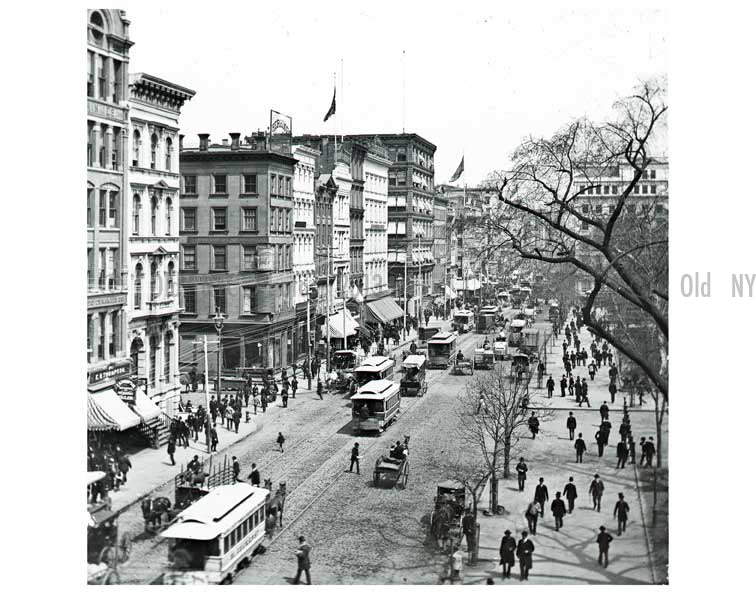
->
xmin=595 ymin=429 xmax=606 ymax=457
xmin=560 ymin=375 xmax=567 ymax=398
xmin=581 ymin=378 xmax=590 ymax=406
xmin=597 ymin=526 xmax=613 ymax=568
xmin=499 ymin=529 xmax=517 ymax=579
xmin=588 ymin=360 xmax=597 ymax=381
xmin=528 ymin=412 xmax=540 ymax=439
xmin=293 ymin=536 xmax=312 ymax=585
xmin=551 ymin=492 xmax=567 ymax=531
xmin=525 ymin=500 xmax=540 ymax=534
xmin=277 ymin=432 xmax=286 ymax=453
xmin=516 ymin=457 xmax=528 ymax=491
xmin=167 ymin=437 xmax=176 ymax=466
xmin=209 ymin=425 xmax=218 ymax=452
xmin=616 ymin=440 xmax=628 ymax=469
xmin=232 ymin=456 xmax=241 ymax=482
xmin=589 ymin=474 xmax=605 ymax=512
xmin=575 ymin=433 xmax=587 ymax=462
xmin=516 ymin=531 xmax=535 ymax=581
xmin=575 ymin=378 xmax=583 ymax=406
xmin=614 ymin=493 xmax=630 ymax=535
xmin=546 ymin=375 xmax=555 ymax=398
xmin=628 ymin=433 xmax=637 ymax=464
xmin=534 ymin=478 xmax=549 ymax=518
xmin=568 ymin=375 xmax=575 ymax=396
xmin=643 ymin=437 xmax=656 ymax=467
xmin=316 ymin=379 xmax=323 ymax=400
xmin=350 ymin=442 xmax=360 ymax=474
xmin=567 ymin=412 xmax=577 ymax=440
xmin=638 ymin=437 xmax=647 ymax=466
xmin=291 ymin=376 xmax=298 ymax=399
xmin=261 ymin=386 xmax=269 ymax=413
xmin=600 ymin=401 xmax=610 ymax=421
xmin=248 ymin=463 xmax=260 ymax=487
xmin=608 ymin=381 xmax=617 ymax=404
xmin=563 ymin=477 xmax=578 ymax=513
xmin=281 ymin=383 xmax=289 ymax=408
xmin=225 ymin=406 xmax=234 ymax=431
xmin=253 ymin=393 xmax=261 ymax=415
xmin=233 ymin=408 xmax=241 ymax=433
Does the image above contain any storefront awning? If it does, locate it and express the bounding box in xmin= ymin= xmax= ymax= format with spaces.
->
xmin=88 ymin=389 xmax=141 ymax=432
xmin=365 ymin=296 xmax=405 ymax=324
xmin=132 ymin=388 xmax=162 ymax=423
xmin=322 ymin=308 xmax=359 ymax=339
xmin=453 ymin=278 xmax=481 ymax=291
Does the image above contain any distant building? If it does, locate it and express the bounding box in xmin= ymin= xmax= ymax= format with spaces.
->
xmin=178 ymin=132 xmax=298 ymax=374
xmin=127 ymin=73 xmax=194 ymax=416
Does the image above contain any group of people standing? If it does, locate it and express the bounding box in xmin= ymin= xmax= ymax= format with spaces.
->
xmin=87 ymin=443 xmax=132 ymax=501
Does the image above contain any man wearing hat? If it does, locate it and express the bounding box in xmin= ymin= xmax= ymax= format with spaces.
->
xmin=293 ymin=535 xmax=311 ymax=584
xmin=499 ymin=529 xmax=517 ymax=579
xmin=516 ymin=531 xmax=535 ymax=581
xmin=643 ymin=437 xmax=656 ymax=467
xmin=550 ymin=492 xmax=567 ymax=531
xmin=534 ymin=478 xmax=549 ymax=518
xmin=596 ymin=526 xmax=613 ymax=568
xmin=589 ymin=474 xmax=605 ymax=512
xmin=563 ymin=477 xmax=578 ymax=514
xmin=614 ymin=493 xmax=630 ymax=535
xmin=350 ymin=442 xmax=360 ymax=474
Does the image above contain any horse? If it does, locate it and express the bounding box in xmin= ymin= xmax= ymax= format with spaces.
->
xmin=263 ymin=479 xmax=287 ymax=528
xmin=141 ymin=496 xmax=172 ymax=530
xmin=430 ymin=503 xmax=455 ymax=548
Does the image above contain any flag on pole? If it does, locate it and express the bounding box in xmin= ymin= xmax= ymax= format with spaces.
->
xmin=323 ymin=87 xmax=336 ymax=122
xmin=449 ymin=155 xmax=464 ymax=182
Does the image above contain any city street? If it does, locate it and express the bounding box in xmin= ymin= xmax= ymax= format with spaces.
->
xmin=113 ymin=316 xmax=666 ymax=585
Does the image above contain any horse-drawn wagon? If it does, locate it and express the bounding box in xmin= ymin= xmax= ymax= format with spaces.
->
xmin=373 ymin=435 xmax=410 ymax=488
xmin=429 ymin=480 xmax=466 ymax=550
xmin=451 ymin=354 xmax=474 ymax=375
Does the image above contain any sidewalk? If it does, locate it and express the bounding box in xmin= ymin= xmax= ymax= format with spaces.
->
xmin=528 ymin=318 xmax=657 ymax=414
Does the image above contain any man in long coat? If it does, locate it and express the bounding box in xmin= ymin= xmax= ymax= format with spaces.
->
xmin=516 ymin=531 xmax=535 ymax=581
xmin=499 ymin=529 xmax=516 ymax=579
xmin=563 ymin=476 xmax=578 ymax=513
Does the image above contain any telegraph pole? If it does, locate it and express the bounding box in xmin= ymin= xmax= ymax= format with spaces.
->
xmin=213 ymin=309 xmax=225 ymax=416
xmin=306 ymin=285 xmax=313 ymax=390
xmin=192 ymin=334 xmax=219 ymax=453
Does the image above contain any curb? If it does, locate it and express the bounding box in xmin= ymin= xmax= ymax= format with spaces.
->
xmin=632 ymin=463 xmax=658 ymax=584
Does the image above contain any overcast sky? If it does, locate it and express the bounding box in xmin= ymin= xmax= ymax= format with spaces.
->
xmin=125 ymin=0 xmax=666 ymax=184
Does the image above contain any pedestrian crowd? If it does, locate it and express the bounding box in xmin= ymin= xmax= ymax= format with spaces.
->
xmin=87 ymin=443 xmax=132 ymax=503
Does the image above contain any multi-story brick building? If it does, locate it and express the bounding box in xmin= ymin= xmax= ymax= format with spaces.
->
xmin=87 ymin=9 xmax=137 ymax=430
xmin=178 ymin=132 xmax=298 ymax=374
xmin=127 ymin=73 xmax=194 ymax=417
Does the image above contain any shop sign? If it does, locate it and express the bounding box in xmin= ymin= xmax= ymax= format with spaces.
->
xmin=88 ymin=360 xmax=132 ymax=386
xmin=114 ymin=378 xmax=137 ymax=404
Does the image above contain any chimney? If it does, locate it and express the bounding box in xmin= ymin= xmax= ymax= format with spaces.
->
xmin=198 ymin=133 xmax=210 ymax=151
xmin=230 ymin=132 xmax=241 ymax=150
xmin=221 ymin=139 xmax=229 ymax=146
xmin=179 ymin=134 xmax=184 ymax=150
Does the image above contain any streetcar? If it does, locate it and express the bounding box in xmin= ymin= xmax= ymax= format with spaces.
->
xmin=451 ymin=310 xmax=475 ymax=333
xmin=350 ymin=379 xmax=401 ymax=434
xmin=354 ymin=356 xmax=396 ymax=387
xmin=161 ymin=483 xmax=270 ymax=585
xmin=427 ymin=332 xmax=459 ymax=369
xmin=400 ymin=354 xmax=428 ymax=397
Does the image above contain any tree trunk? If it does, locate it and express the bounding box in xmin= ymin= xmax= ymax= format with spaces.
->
xmin=503 ymin=437 xmax=511 ymax=479
xmin=653 ymin=389 xmax=666 ymax=468
xmin=489 ymin=473 xmax=498 ymax=514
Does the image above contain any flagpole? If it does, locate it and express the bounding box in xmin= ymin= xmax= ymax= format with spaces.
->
xmin=333 ymin=71 xmax=337 ymax=156
xmin=340 ymin=58 xmax=344 ymax=142
xmin=402 ymin=50 xmax=406 ymax=134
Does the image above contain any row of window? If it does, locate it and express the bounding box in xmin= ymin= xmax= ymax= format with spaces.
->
xmin=133 ymin=194 xmax=174 ymax=237
xmin=86 ymin=310 xmax=122 ymax=363
xmin=223 ymin=508 xmax=265 ymax=554
xmin=579 ymin=183 xmax=661 ymax=196
xmin=181 ymin=173 xmax=292 ymax=197
xmin=182 ymin=283 xmax=292 ymax=315
xmin=87 ymin=48 xmax=124 ymax=104
xmin=133 ymin=259 xmax=176 ymax=309
xmin=181 ymin=244 xmax=292 ymax=272
xmin=87 ymin=122 xmax=125 ymax=171
xmin=580 ymin=203 xmax=667 ymax=216
xmin=132 ymin=129 xmax=174 ymax=172
xmin=87 ymin=247 xmax=119 ymax=291
xmin=87 ymin=187 xmax=120 ymax=229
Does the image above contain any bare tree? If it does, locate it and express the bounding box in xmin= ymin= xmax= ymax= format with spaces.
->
xmin=476 ymin=79 xmax=668 ymax=402
xmin=456 ymin=363 xmax=554 ymax=514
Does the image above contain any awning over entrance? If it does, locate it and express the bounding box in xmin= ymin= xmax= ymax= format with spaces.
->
xmin=132 ymin=388 xmax=162 ymax=423
xmin=322 ymin=308 xmax=359 ymax=339
xmin=365 ymin=296 xmax=405 ymax=324
xmin=87 ymin=389 xmax=141 ymax=432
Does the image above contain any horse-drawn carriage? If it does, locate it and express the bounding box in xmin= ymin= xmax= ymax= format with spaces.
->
xmin=373 ymin=435 xmax=410 ymax=489
xmin=451 ymin=354 xmax=474 ymax=375
xmin=473 ymin=342 xmax=495 ymax=370
xmin=331 ymin=350 xmax=361 ymax=392
xmin=429 ymin=480 xmax=466 ymax=550
xmin=88 ymin=471 xmax=131 ymax=585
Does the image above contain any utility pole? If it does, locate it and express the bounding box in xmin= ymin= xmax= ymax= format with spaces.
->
xmin=415 ymin=234 xmax=421 ymax=325
xmin=213 ymin=309 xmax=225 ymax=418
xmin=306 ymin=285 xmax=312 ymax=390
xmin=192 ymin=334 xmax=219 ymax=453
xmin=403 ymin=243 xmax=408 ymax=341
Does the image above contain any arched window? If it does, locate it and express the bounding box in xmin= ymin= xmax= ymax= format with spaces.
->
xmin=164 ymin=331 xmax=173 ymax=382
xmin=134 ymin=263 xmax=143 ymax=309
xmin=130 ymin=337 xmax=143 ymax=377
xmin=89 ymin=11 xmax=105 ymax=45
xmin=151 ymin=196 xmax=158 ymax=235
xmin=132 ymin=129 xmax=141 ymax=167
xmin=150 ymin=134 xmax=158 ymax=169
xmin=132 ymin=194 xmax=141 ymax=235
xmin=165 ymin=197 xmax=173 ymax=236
xmin=150 ymin=260 xmax=158 ymax=300
xmin=167 ymin=261 xmax=175 ymax=297
xmin=164 ymin=137 xmax=173 ymax=171
xmin=149 ymin=335 xmax=159 ymax=387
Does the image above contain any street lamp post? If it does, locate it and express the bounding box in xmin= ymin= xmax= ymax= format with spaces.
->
xmin=213 ymin=308 xmax=225 ymax=408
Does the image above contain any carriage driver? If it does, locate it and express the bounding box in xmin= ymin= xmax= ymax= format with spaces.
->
xmin=456 ymin=350 xmax=465 ymax=362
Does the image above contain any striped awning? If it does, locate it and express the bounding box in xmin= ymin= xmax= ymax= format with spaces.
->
xmin=87 ymin=389 xmax=141 ymax=432
xmin=322 ymin=308 xmax=359 ymax=339
xmin=365 ymin=296 xmax=404 ymax=324
xmin=131 ymin=388 xmax=162 ymax=423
